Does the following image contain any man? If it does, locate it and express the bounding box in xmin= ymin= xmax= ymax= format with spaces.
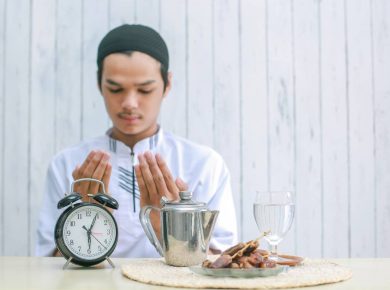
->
xmin=36 ymin=24 xmax=237 ymax=258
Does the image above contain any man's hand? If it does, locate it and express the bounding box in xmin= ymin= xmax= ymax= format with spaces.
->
xmin=72 ymin=150 xmax=112 ymax=201
xmin=135 ymin=151 xmax=187 ymax=238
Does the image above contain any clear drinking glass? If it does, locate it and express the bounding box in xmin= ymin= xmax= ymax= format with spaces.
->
xmin=253 ymin=191 xmax=295 ymax=261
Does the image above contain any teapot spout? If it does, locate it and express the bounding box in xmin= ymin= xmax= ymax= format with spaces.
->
xmin=201 ymin=210 xmax=219 ymax=245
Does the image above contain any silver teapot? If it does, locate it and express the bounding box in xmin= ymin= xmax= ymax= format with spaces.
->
xmin=139 ymin=191 xmax=219 ymax=266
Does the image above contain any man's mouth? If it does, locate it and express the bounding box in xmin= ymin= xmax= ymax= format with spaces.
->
xmin=119 ymin=113 xmax=141 ymax=121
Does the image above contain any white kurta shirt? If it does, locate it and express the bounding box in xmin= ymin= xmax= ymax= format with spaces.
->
xmin=35 ymin=128 xmax=238 ymax=257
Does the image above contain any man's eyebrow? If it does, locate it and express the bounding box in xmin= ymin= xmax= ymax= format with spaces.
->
xmin=106 ymin=79 xmax=121 ymax=86
xmin=134 ymin=80 xmax=156 ymax=87
xmin=105 ymin=79 xmax=156 ymax=87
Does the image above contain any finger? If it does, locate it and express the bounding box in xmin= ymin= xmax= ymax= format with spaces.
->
xmin=73 ymin=151 xmax=96 ymax=197
xmin=72 ymin=165 xmax=81 ymax=193
xmin=89 ymin=153 xmax=110 ymax=194
xmin=72 ymin=165 xmax=80 ymax=180
xmin=135 ymin=164 xmax=149 ymax=208
xmin=145 ymin=152 xmax=169 ymax=197
xmin=175 ymin=177 xmax=188 ymax=192
xmin=78 ymin=150 xmax=97 ymax=176
xmin=138 ymin=154 xmax=159 ymax=204
xmin=155 ymin=153 xmax=179 ymax=198
xmin=78 ymin=151 xmax=105 ymax=196
xmin=89 ymin=152 xmax=110 ymax=193
xmin=102 ymin=163 xmax=112 ymax=194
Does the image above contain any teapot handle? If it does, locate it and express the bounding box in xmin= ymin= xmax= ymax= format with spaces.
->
xmin=139 ymin=206 xmax=164 ymax=257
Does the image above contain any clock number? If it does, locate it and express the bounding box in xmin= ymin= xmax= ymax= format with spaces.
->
xmin=77 ymin=213 xmax=82 ymax=219
xmin=66 ymin=230 xmax=71 ymax=236
xmin=86 ymin=209 xmax=91 ymax=217
xmin=104 ymin=239 xmax=108 ymax=244
xmin=98 ymin=245 xmax=102 ymax=252
xmin=78 ymin=246 xmax=81 ymax=252
xmin=70 ymin=240 xmax=74 ymax=245
xmin=107 ymin=229 xmax=111 ymax=235
xmin=70 ymin=221 xmax=75 ymax=227
xmin=87 ymin=249 xmax=91 ymax=254
xmin=104 ymin=219 xmax=108 ymax=225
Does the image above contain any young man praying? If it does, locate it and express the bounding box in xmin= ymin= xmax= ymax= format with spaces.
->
xmin=36 ymin=24 xmax=237 ymax=258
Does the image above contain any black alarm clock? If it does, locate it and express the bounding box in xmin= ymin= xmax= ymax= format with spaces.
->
xmin=55 ymin=178 xmax=119 ymax=269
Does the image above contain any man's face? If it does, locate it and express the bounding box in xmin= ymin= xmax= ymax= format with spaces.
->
xmin=101 ymin=52 xmax=170 ymax=139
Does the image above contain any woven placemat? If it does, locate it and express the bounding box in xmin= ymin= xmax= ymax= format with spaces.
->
xmin=122 ymin=259 xmax=352 ymax=289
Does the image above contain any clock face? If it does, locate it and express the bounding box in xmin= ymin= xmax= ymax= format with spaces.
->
xmin=62 ymin=204 xmax=117 ymax=260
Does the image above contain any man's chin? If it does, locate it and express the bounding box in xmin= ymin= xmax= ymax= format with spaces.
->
xmin=111 ymin=123 xmax=140 ymax=135
xmin=112 ymin=122 xmax=158 ymax=139
xmin=119 ymin=127 xmax=143 ymax=136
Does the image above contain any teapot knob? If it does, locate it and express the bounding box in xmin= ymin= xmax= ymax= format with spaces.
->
xmin=160 ymin=196 xmax=170 ymax=206
xmin=179 ymin=191 xmax=192 ymax=201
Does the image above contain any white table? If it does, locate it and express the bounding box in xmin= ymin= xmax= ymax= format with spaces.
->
xmin=0 ymin=257 xmax=389 ymax=289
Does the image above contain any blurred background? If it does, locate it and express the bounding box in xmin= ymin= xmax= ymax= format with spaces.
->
xmin=0 ymin=0 xmax=389 ymax=258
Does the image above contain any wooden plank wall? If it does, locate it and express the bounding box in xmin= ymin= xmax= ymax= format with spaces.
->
xmin=0 ymin=0 xmax=5 ymax=258
xmin=0 ymin=0 xmax=389 ymax=258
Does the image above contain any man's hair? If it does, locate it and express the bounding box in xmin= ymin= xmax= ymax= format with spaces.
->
xmin=97 ymin=51 xmax=169 ymax=91
xmin=96 ymin=24 xmax=169 ymax=92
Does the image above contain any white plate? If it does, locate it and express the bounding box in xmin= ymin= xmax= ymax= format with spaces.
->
xmin=189 ymin=265 xmax=287 ymax=278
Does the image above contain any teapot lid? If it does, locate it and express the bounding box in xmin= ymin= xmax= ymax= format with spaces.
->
xmin=161 ymin=191 xmax=207 ymax=211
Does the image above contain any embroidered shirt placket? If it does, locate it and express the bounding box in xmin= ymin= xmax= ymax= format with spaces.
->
xmin=130 ymin=150 xmax=136 ymax=212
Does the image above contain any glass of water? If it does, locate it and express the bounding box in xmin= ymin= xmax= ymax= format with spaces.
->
xmin=253 ymin=191 xmax=295 ymax=261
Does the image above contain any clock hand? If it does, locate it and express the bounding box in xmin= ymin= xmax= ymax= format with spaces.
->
xmin=88 ymin=234 xmax=91 ymax=251
xmin=89 ymin=213 xmax=98 ymax=232
xmin=82 ymin=225 xmax=89 ymax=233
xmin=82 ymin=225 xmax=92 ymax=251
xmin=89 ymin=232 xmax=108 ymax=250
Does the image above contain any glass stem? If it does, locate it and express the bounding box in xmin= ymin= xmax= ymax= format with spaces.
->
xmin=270 ymin=244 xmax=278 ymax=259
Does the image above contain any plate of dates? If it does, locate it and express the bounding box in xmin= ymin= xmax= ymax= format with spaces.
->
xmin=190 ymin=240 xmax=288 ymax=278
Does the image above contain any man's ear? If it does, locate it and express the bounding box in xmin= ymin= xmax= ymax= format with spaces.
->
xmin=163 ymin=72 xmax=173 ymax=98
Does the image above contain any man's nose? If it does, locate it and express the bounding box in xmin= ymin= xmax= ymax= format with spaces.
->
xmin=122 ymin=91 xmax=139 ymax=109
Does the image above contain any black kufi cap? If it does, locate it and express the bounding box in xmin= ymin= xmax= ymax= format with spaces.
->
xmin=97 ymin=24 xmax=169 ymax=69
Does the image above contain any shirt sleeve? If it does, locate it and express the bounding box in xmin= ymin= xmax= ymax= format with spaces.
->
xmin=35 ymin=157 xmax=68 ymax=256
xmin=206 ymin=154 xmax=238 ymax=252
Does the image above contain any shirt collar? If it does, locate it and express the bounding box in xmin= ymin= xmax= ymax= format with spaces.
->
xmin=105 ymin=126 xmax=164 ymax=155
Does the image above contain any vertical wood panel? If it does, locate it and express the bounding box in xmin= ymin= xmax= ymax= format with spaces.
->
xmin=267 ymin=0 xmax=296 ymax=254
xmin=134 ymin=0 xmax=160 ymax=125
xmin=240 ymin=0 xmax=269 ymax=244
xmin=160 ymin=0 xmax=187 ymax=137
xmin=0 ymin=0 xmax=390 ymax=258
xmin=0 ymin=0 xmax=5 ymax=256
xmin=3 ymin=0 xmax=30 ymax=255
xmin=346 ymin=0 xmax=376 ymax=257
xmin=320 ymin=0 xmax=349 ymax=258
xmin=293 ymin=0 xmax=322 ymax=258
xmin=135 ymin=0 xmax=160 ymax=30
xmin=372 ymin=0 xmax=390 ymax=257
xmin=187 ymin=0 xmax=213 ymax=147
xmin=55 ymin=0 xmax=82 ymax=151
xmin=82 ymin=0 xmax=110 ymax=140
xmin=109 ymin=0 xmax=136 ymax=28
xmin=213 ymin=0 xmax=241 ymax=239
xmin=108 ymin=0 xmax=136 ymax=131
xmin=29 ymin=0 xmax=56 ymax=255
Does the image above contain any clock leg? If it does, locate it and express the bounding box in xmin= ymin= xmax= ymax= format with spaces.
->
xmin=106 ymin=257 xmax=115 ymax=268
xmin=63 ymin=257 xmax=73 ymax=270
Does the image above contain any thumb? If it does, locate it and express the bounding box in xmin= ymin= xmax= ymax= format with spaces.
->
xmin=175 ymin=177 xmax=188 ymax=191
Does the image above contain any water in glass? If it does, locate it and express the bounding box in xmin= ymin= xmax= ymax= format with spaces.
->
xmin=253 ymin=191 xmax=295 ymax=261
xmin=253 ymin=203 xmax=295 ymax=246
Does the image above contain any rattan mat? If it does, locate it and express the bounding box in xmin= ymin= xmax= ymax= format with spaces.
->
xmin=122 ymin=259 xmax=352 ymax=289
